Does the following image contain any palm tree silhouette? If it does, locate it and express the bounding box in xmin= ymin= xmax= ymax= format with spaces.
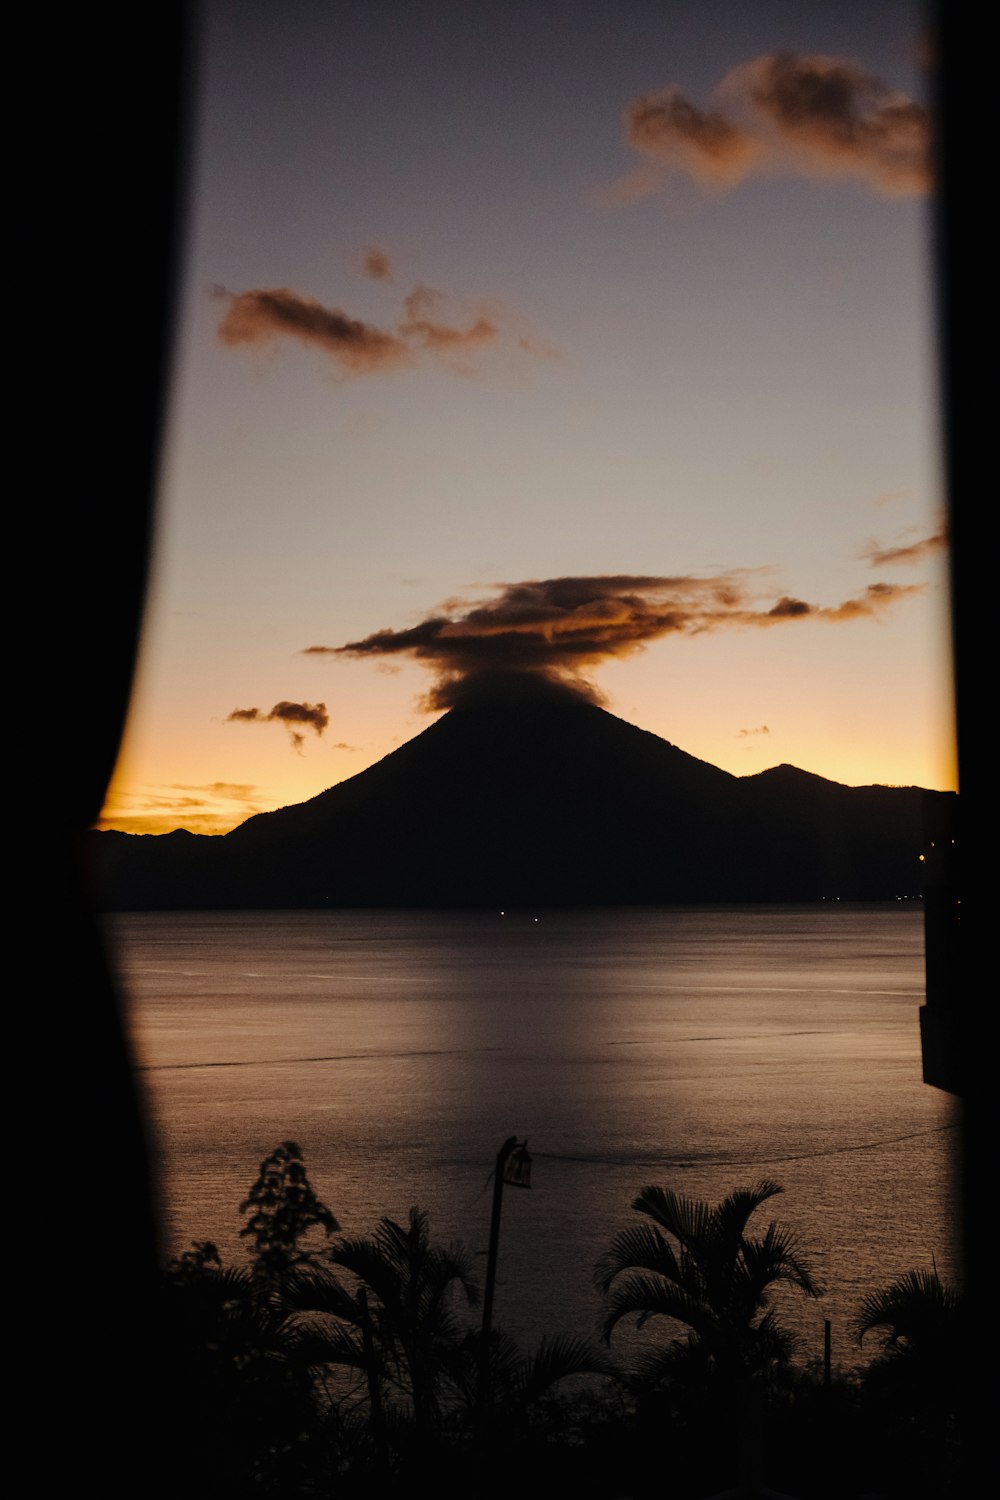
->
xmin=857 ymin=1267 xmax=962 ymax=1411
xmin=596 ymin=1180 xmax=822 ymax=1494
xmin=595 ymin=1179 xmax=821 ymax=1381
xmin=858 ymin=1267 xmax=959 ymax=1357
xmin=287 ymin=1208 xmax=610 ymax=1452
xmin=289 ymin=1207 xmax=478 ymax=1435
xmin=856 ymin=1269 xmax=964 ymax=1493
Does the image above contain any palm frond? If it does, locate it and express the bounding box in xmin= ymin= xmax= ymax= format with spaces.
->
xmin=632 ymin=1185 xmax=715 ymax=1247
xmin=714 ymin=1180 xmax=784 ymax=1235
xmin=594 ymin=1222 xmax=681 ymax=1292
xmin=447 ymin=1326 xmax=522 ymax=1408
xmin=600 ymin=1272 xmax=713 ymax=1343
xmin=629 ymin=1332 xmax=713 ymax=1389
xmin=739 ymin=1222 xmax=822 ymax=1301
xmin=857 ymin=1269 xmax=960 ymax=1350
xmin=512 ymin=1334 xmax=613 ymax=1404
xmin=281 ymin=1319 xmax=369 ymax=1370
xmin=328 ymin=1234 xmax=405 ymax=1305
xmin=747 ymin=1308 xmax=797 ymax=1369
xmin=279 ymin=1265 xmax=364 ymax=1321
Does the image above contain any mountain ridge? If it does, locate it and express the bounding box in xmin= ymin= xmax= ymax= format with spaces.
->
xmin=92 ymin=689 xmax=933 ymax=909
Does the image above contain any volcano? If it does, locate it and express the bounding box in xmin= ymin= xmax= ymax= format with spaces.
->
xmin=92 ymin=680 xmax=929 ymax=909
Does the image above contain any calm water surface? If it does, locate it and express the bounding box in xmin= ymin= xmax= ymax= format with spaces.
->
xmin=110 ymin=905 xmax=958 ymax=1372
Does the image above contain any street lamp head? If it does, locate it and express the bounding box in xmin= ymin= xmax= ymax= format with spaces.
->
xmin=503 ymin=1140 xmax=532 ymax=1189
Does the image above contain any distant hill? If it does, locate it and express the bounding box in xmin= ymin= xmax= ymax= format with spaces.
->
xmin=91 ymin=681 xmax=931 ymax=909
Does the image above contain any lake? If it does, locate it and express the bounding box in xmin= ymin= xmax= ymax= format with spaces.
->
xmin=108 ymin=904 xmax=958 ymax=1373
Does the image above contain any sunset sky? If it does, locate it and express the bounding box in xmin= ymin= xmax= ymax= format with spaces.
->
xmin=101 ymin=0 xmax=953 ymax=837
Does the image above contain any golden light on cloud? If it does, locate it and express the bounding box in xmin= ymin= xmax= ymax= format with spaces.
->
xmin=309 ymin=572 xmax=926 ymax=711
xmin=616 ymin=50 xmax=931 ymax=199
xmin=217 ymin=288 xmax=414 ymax=375
xmin=860 ymin=527 xmax=948 ymax=568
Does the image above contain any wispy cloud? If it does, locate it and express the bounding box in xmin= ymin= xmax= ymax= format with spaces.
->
xmin=860 ymin=527 xmax=947 ymax=567
xmin=737 ymin=725 xmax=770 ymax=738
xmin=178 ymin=782 xmax=259 ymax=800
xmin=97 ymin=782 xmax=266 ymax=836
xmin=820 ymin=581 xmax=924 ymax=621
xmin=304 ymin=572 xmax=922 ymax=709
xmin=227 ymin=700 xmax=329 ymax=753
xmin=613 ymin=51 xmax=930 ymax=199
xmin=399 ymin=285 xmax=498 ymax=370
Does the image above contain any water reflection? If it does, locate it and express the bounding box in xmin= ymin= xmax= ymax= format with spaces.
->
xmin=112 ymin=905 xmax=957 ymax=1371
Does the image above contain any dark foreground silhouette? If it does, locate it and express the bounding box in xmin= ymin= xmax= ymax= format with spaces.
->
xmin=155 ymin=1141 xmax=965 ymax=1499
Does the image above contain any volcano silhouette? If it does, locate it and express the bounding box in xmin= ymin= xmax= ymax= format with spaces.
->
xmin=94 ymin=678 xmax=929 ymax=908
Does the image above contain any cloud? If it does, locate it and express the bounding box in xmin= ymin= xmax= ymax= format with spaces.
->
xmin=169 ymin=781 xmax=262 ymax=805
xmin=626 ymin=90 xmax=762 ymax=186
xmin=767 ymin=596 xmax=812 ymax=618
xmin=217 ymin=288 xmax=413 ymax=375
xmin=219 ymin=279 xmax=554 ymax=381
xmin=619 ymin=51 xmax=930 ymax=197
xmin=361 ymin=245 xmax=393 ymax=280
xmin=97 ymin=782 xmax=266 ymax=836
xmin=129 ymin=795 xmax=211 ymax=812
xmin=742 ymin=53 xmax=931 ymax=194
xmin=187 ymin=782 xmax=259 ymax=800
xmin=399 ymin=285 xmax=498 ymax=364
xmin=305 ymin=572 xmax=920 ymax=709
xmin=737 ymin=725 xmax=770 ymax=738
xmin=821 ymin=581 xmax=924 ymax=620
xmin=860 ymin=528 xmax=947 ymax=567
xmin=227 ymin=700 xmax=329 ymax=753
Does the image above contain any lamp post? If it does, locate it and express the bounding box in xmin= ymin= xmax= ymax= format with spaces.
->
xmin=478 ymin=1134 xmax=532 ymax=1418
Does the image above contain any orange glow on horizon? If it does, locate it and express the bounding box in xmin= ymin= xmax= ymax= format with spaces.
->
xmin=98 ymin=699 xmax=958 ymax=839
